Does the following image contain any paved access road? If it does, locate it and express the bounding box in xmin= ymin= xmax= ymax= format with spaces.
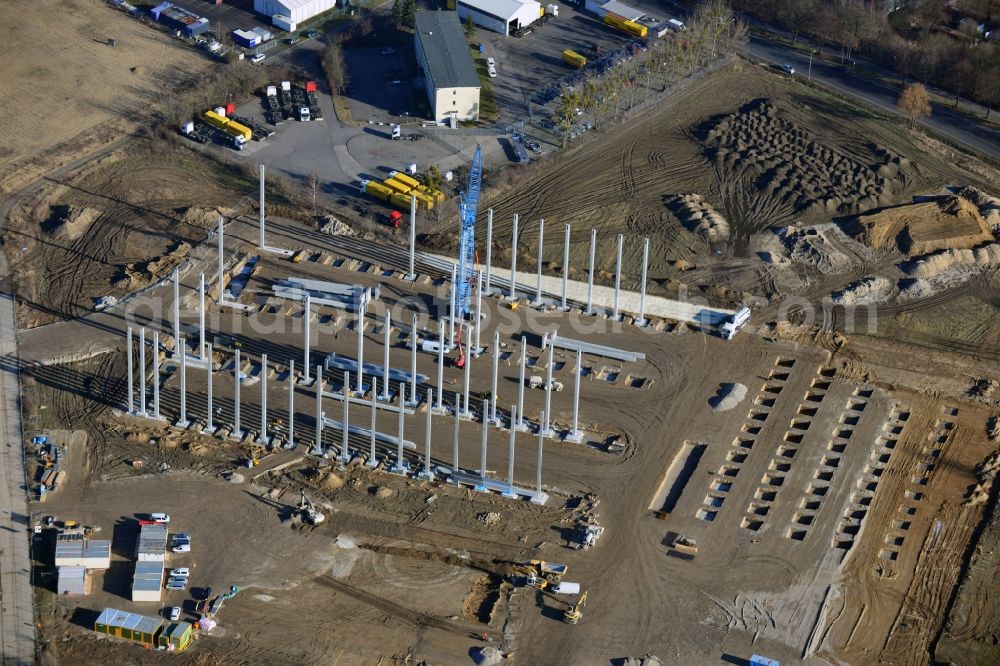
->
xmin=0 ymin=290 xmax=34 ymax=666
xmin=745 ymin=35 xmax=1000 ymax=161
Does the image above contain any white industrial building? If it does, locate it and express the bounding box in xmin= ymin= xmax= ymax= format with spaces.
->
xmin=131 ymin=561 xmax=165 ymax=603
xmin=254 ymin=0 xmax=336 ymax=25
xmin=585 ymin=0 xmax=644 ymax=21
xmin=414 ymin=12 xmax=482 ymax=123
xmin=57 ymin=566 xmax=87 ymax=596
xmin=54 ymin=539 xmax=111 ymax=569
xmin=457 ymin=0 xmax=541 ymax=36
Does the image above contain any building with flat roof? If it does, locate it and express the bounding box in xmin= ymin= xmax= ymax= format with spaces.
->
xmin=254 ymin=0 xmax=337 ymax=24
xmin=57 ymin=566 xmax=86 ymax=595
xmin=414 ymin=11 xmax=481 ymax=123
xmin=132 ymin=560 xmax=165 ymax=603
xmin=456 ymin=0 xmax=541 ymax=36
xmin=136 ymin=524 xmax=168 ymax=562
xmin=54 ymin=539 xmax=111 ymax=569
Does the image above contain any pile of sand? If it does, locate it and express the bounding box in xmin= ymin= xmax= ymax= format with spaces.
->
xmin=374 ymin=485 xmax=395 ymax=499
xmin=966 ymin=450 xmax=1000 ymax=507
xmin=51 ymin=206 xmax=99 ymax=241
xmin=832 ymin=275 xmax=893 ymax=305
xmin=670 ymin=194 xmax=730 ymax=242
xmin=709 ymin=383 xmax=747 ymax=412
xmin=901 ymin=243 xmax=1000 ymax=279
xmin=477 ymin=512 xmax=502 ymax=527
xmin=180 ymin=206 xmax=230 ymax=227
xmin=854 ymin=194 xmax=994 ymax=255
xmin=774 ymin=225 xmax=858 ymax=274
xmin=705 ymin=99 xmax=906 ymax=214
xmin=324 ymin=472 xmax=345 ymax=490
xmin=320 ymin=216 xmax=355 ymax=236
xmin=957 ymin=186 xmax=1000 ymax=231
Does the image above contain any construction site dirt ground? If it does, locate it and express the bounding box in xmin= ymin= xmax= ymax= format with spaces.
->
xmin=12 ymin=58 xmax=1000 ymax=666
xmin=0 ymin=0 xmax=212 ymax=197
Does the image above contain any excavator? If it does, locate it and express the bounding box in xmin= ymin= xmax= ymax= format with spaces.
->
xmin=297 ymin=490 xmax=326 ymax=525
xmin=510 ymin=560 xmax=568 ymax=590
xmin=563 ymin=590 xmax=588 ymax=625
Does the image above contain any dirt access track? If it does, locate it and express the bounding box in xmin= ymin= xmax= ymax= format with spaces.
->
xmin=0 ymin=0 xmax=210 ymax=195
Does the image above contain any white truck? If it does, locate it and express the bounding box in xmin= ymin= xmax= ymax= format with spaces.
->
xmin=719 ymin=307 xmax=751 ymax=340
xmin=299 ymin=106 xmax=311 ymax=122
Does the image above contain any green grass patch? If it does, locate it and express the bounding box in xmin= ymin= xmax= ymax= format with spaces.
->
xmin=472 ymin=53 xmax=499 ymax=124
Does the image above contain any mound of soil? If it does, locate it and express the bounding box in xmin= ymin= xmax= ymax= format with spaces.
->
xmin=709 ymin=383 xmax=747 ymax=412
xmin=855 ymin=195 xmax=994 ymax=256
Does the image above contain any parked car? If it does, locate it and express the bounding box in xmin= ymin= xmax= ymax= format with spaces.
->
xmin=170 ymin=568 xmax=190 ymax=578
xmin=251 ymin=53 xmax=266 ymax=64
xmin=150 ymin=513 xmax=170 ymax=524
xmin=488 ymin=65 xmax=497 ymax=78
xmin=781 ymin=63 xmax=795 ymax=74
xmin=486 ymin=57 xmax=496 ymax=68
xmin=168 ymin=607 xmax=181 ymax=621
xmin=171 ymin=532 xmax=190 ymax=543
xmin=165 ymin=580 xmax=186 ymax=591
xmin=172 ymin=543 xmax=191 ymax=553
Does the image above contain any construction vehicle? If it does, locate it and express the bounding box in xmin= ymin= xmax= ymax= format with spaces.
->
xmin=297 ymin=490 xmax=325 ymax=525
xmin=453 ymin=145 xmax=483 ymax=369
xmin=563 ymin=590 xmax=587 ymax=624
xmin=719 ymin=307 xmax=751 ymax=340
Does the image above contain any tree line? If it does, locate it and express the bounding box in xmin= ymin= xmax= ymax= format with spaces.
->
xmin=732 ymin=0 xmax=1000 ymax=117
xmin=552 ymin=0 xmax=748 ymax=144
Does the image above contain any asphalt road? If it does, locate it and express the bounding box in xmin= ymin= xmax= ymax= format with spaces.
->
xmin=745 ymin=35 xmax=1000 ymax=161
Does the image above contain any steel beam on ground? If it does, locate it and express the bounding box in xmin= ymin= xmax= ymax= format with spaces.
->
xmin=548 ymin=331 xmax=645 ymax=363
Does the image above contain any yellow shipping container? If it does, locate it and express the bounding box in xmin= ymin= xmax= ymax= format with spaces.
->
xmin=224 ymin=119 xmax=252 ymax=141
xmin=623 ymin=19 xmax=648 ymax=38
xmin=561 ymin=50 xmax=587 ymax=69
xmin=383 ymin=178 xmax=412 ymax=195
xmin=365 ymin=181 xmax=393 ymax=202
xmin=203 ymin=110 xmax=229 ymax=131
xmin=392 ymin=172 xmax=420 ymax=190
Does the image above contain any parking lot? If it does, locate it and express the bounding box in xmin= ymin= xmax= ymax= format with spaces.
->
xmin=176 ymin=0 xmax=271 ymax=38
xmin=344 ymin=47 xmax=421 ymax=124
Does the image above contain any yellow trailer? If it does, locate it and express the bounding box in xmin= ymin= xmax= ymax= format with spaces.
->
xmin=383 ymin=177 xmax=413 ymax=195
xmin=223 ymin=119 xmax=252 ymax=142
xmin=392 ymin=172 xmax=421 ymax=190
xmin=203 ymin=110 xmax=229 ymax=132
xmin=621 ymin=19 xmax=648 ymax=38
xmin=364 ymin=181 xmax=393 ymax=202
xmin=561 ymin=50 xmax=587 ymax=69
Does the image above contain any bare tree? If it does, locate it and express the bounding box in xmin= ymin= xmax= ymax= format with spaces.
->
xmin=898 ymin=83 xmax=932 ymax=128
xmin=975 ymin=65 xmax=1000 ymax=119
xmin=776 ymin=0 xmax=815 ymax=45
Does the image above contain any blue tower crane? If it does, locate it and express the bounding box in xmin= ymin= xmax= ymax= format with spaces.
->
xmin=454 ymin=144 xmax=482 ymax=367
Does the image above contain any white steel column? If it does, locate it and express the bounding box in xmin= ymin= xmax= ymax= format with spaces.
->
xmin=367 ymin=376 xmax=378 ymax=467
xmin=204 ymin=343 xmax=214 ymax=434
xmin=484 ymin=209 xmax=493 ymax=295
xmin=217 ymin=216 xmax=225 ymax=302
xmin=407 ymin=194 xmax=417 ymax=280
xmin=561 ymin=223 xmax=570 ymax=309
xmin=393 ymin=383 xmax=407 ymax=472
xmin=258 ymin=164 xmax=266 ymax=249
xmin=509 ymin=214 xmax=518 ymax=300
xmin=172 ymin=269 xmax=180 ymax=352
xmin=542 ymin=343 xmax=554 ymax=437
xmin=462 ymin=330 xmax=472 ymax=418
xmin=424 ymin=388 xmax=434 ymax=476
xmin=152 ymin=331 xmax=161 ymax=419
xmin=314 ymin=365 xmax=323 ymax=454
xmin=534 ymin=218 xmax=544 ymax=306
xmin=504 ymin=406 xmax=517 ymax=498
xmin=139 ymin=327 xmax=147 ymax=417
xmin=285 ymin=359 xmax=293 ymax=447
xmin=340 ymin=370 xmax=350 ymax=463
xmin=258 ymin=353 xmax=268 ymax=445
xmin=452 ymin=394 xmax=461 ymax=475
xmin=489 ymin=331 xmax=499 ymax=425
xmin=409 ymin=316 xmax=418 ymax=405
xmin=613 ymin=233 xmax=623 ymax=321
xmin=567 ymin=350 xmax=583 ymax=442
xmin=355 ymin=297 xmax=365 ymax=394
xmin=435 ymin=319 xmax=445 ymax=412
xmin=198 ymin=273 xmax=206 ymax=359
xmin=380 ymin=311 xmax=392 ymax=401
xmin=177 ymin=337 xmax=188 ymax=427
xmin=233 ymin=349 xmax=243 ymax=438
xmin=473 ymin=273 xmax=482 ymax=355
xmin=536 ymin=422 xmax=544 ymax=495
xmin=303 ymin=293 xmax=311 ymax=384
xmin=126 ymin=327 xmax=134 ymax=413
xmin=586 ymin=229 xmax=596 ymax=315
xmin=448 ymin=263 xmax=457 ymax=346
xmin=637 ymin=237 xmax=649 ymax=326
xmin=516 ymin=337 xmax=527 ymax=431
xmin=478 ymin=400 xmax=489 ymax=486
